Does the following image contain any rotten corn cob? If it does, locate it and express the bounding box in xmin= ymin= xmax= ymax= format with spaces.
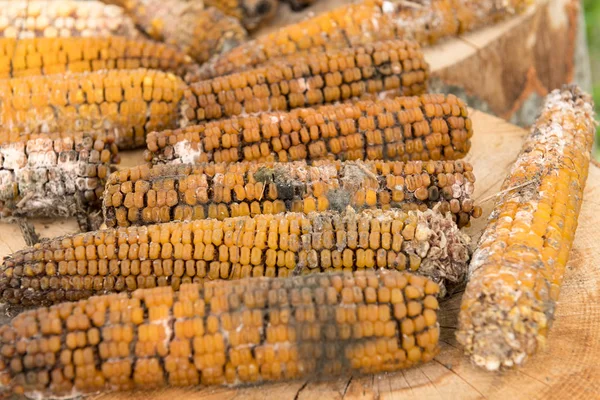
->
xmin=147 ymin=94 xmax=472 ymax=164
xmin=183 ymin=39 xmax=428 ymax=121
xmin=0 ymin=0 xmax=139 ymax=39
xmin=107 ymin=0 xmax=247 ymax=64
xmin=0 ymin=208 xmax=470 ymax=307
xmin=0 ymin=68 xmax=186 ymax=150
xmin=0 ymin=37 xmax=199 ymax=80
xmin=0 ymin=132 xmax=118 ymax=220
xmin=205 ymin=0 xmax=278 ymax=30
xmin=198 ymin=0 xmax=532 ymax=79
xmin=0 ymin=269 xmax=440 ymax=396
xmin=456 ymin=86 xmax=597 ymax=370
xmin=103 ymin=160 xmax=482 ymax=229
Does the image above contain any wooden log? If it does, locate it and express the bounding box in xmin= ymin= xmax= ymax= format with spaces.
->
xmin=1 ymin=111 xmax=598 ymax=399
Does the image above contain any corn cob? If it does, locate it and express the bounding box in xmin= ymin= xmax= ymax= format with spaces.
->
xmin=107 ymin=0 xmax=247 ymax=64
xmin=198 ymin=0 xmax=531 ymax=79
xmin=0 ymin=269 xmax=440 ymax=396
xmin=456 ymin=86 xmax=596 ymax=370
xmin=0 ymin=0 xmax=139 ymax=39
xmin=0 ymin=37 xmax=200 ymax=81
xmin=205 ymin=0 xmax=278 ymax=30
xmin=103 ymin=160 xmax=482 ymax=229
xmin=0 ymin=68 xmax=186 ymax=150
xmin=183 ymin=39 xmax=428 ymax=121
xmin=147 ymin=94 xmax=471 ymax=165
xmin=0 ymin=208 xmax=469 ymax=307
xmin=0 ymin=132 xmax=118 ymax=220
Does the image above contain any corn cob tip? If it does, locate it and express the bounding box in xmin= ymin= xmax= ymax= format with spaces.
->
xmin=410 ymin=208 xmax=471 ymax=295
xmin=549 ymin=84 xmax=596 ymax=111
xmin=0 ymin=133 xmax=118 ymax=219
xmin=456 ymin=85 xmax=596 ymax=371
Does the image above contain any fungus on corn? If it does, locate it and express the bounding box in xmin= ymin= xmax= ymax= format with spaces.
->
xmin=456 ymin=86 xmax=597 ymax=370
xmin=0 ymin=209 xmax=470 ymax=306
xmin=0 ymin=270 xmax=440 ymax=396
xmin=103 ymin=160 xmax=481 ymax=228
xmin=147 ymin=94 xmax=471 ymax=165
xmin=0 ymin=0 xmax=139 ymax=39
xmin=0 ymin=68 xmax=186 ymax=150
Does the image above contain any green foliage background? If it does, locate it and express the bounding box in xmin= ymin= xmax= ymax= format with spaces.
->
xmin=584 ymin=0 xmax=600 ymax=156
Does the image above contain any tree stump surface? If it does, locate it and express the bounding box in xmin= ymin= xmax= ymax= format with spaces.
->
xmin=1 ymin=111 xmax=598 ymax=400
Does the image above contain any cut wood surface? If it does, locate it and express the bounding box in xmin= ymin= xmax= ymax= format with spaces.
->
xmin=1 ymin=111 xmax=598 ymax=399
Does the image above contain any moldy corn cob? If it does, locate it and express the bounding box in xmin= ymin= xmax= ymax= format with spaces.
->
xmin=198 ymin=0 xmax=531 ymax=79
xmin=103 ymin=160 xmax=482 ymax=228
xmin=456 ymin=86 xmax=596 ymax=370
xmin=108 ymin=0 xmax=247 ymax=64
xmin=0 ymin=37 xmax=199 ymax=80
xmin=147 ymin=94 xmax=471 ymax=164
xmin=0 ymin=0 xmax=139 ymax=39
xmin=0 ymin=132 xmax=118 ymax=220
xmin=205 ymin=0 xmax=278 ymax=30
xmin=183 ymin=39 xmax=428 ymax=121
xmin=0 ymin=68 xmax=186 ymax=150
xmin=0 ymin=269 xmax=440 ymax=396
xmin=0 ymin=208 xmax=470 ymax=307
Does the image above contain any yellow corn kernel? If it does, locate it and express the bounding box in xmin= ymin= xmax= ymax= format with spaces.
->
xmin=1 ymin=209 xmax=469 ymax=307
xmin=457 ymin=86 xmax=596 ymax=371
xmin=184 ymin=40 xmax=428 ymax=122
xmin=146 ymin=93 xmax=472 ymax=165
xmin=197 ymin=0 xmax=531 ymax=79
xmin=0 ymin=68 xmax=186 ymax=149
xmin=0 ymin=37 xmax=199 ymax=80
xmin=0 ymin=269 xmax=439 ymax=395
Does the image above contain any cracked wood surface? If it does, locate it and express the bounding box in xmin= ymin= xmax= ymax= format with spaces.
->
xmin=1 ymin=111 xmax=598 ymax=399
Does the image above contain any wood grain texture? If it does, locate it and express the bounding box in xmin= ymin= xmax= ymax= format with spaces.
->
xmin=1 ymin=111 xmax=598 ymax=399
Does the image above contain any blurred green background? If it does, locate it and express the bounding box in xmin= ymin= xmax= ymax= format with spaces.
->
xmin=585 ymin=0 xmax=600 ymax=157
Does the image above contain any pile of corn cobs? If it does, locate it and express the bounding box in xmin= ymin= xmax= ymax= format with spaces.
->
xmin=0 ymin=0 xmax=595 ymax=397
